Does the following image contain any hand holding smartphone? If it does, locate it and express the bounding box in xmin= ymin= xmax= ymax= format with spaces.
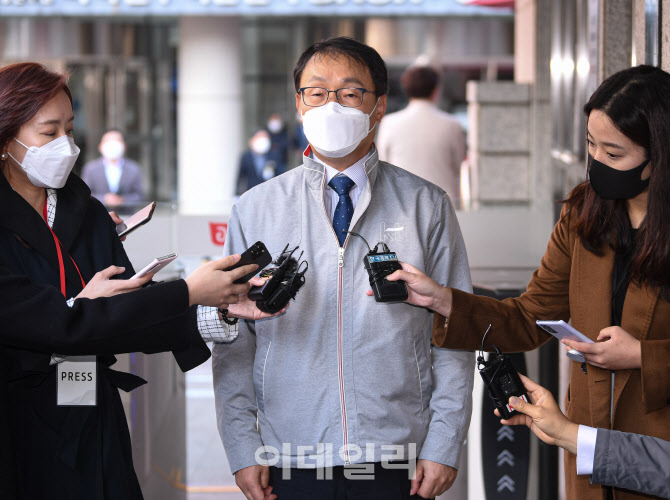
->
xmin=536 ymin=320 xmax=594 ymax=362
xmin=116 ymin=202 xmax=156 ymax=238
xmin=132 ymin=253 xmax=178 ymax=279
xmin=224 ymin=241 xmax=272 ymax=284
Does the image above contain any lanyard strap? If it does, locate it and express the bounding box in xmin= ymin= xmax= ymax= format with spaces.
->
xmin=42 ymin=198 xmax=86 ymax=296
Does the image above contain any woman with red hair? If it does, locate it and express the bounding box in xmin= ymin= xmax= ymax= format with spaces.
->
xmin=0 ymin=62 xmax=267 ymax=499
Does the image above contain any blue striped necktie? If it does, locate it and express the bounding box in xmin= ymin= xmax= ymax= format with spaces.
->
xmin=329 ymin=175 xmax=355 ymax=246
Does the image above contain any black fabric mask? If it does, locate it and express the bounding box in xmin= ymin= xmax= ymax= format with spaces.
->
xmin=588 ymin=155 xmax=650 ymax=200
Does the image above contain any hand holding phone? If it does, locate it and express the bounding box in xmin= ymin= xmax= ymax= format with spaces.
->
xmin=76 ymin=265 xmax=153 ymax=300
xmin=116 ymin=202 xmax=156 ymax=238
xmin=224 ymin=241 xmax=272 ymax=284
xmin=536 ymin=320 xmax=594 ymax=362
xmin=132 ymin=253 xmax=178 ymax=279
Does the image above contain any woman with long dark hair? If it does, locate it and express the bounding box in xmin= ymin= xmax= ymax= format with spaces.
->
xmin=0 ymin=62 xmax=271 ymax=499
xmin=383 ymin=65 xmax=670 ymax=500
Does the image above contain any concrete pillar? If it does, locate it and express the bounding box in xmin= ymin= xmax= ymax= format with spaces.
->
xmin=515 ymin=0 xmax=537 ymax=84
xmin=632 ymin=0 xmax=646 ymax=65
xmin=528 ymin=0 xmax=552 ymax=206
xmin=662 ymin=0 xmax=670 ymax=71
xmin=465 ymin=0 xmax=552 ymax=207
xmin=598 ymin=0 xmax=633 ymax=80
xmin=178 ymin=17 xmax=242 ymax=215
xmin=365 ymin=18 xmax=396 ymax=59
xmin=467 ymin=81 xmax=532 ymax=203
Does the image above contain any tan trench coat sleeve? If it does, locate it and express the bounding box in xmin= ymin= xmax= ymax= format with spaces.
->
xmin=433 ymin=205 xmax=574 ymax=351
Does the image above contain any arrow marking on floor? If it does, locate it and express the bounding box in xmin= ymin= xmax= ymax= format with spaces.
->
xmin=497 ymin=449 xmax=515 ymax=467
xmin=497 ymin=474 xmax=516 ymax=493
xmin=497 ymin=426 xmax=515 ymax=442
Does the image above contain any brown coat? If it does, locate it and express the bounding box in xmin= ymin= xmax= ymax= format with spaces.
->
xmin=433 ymin=206 xmax=670 ymax=500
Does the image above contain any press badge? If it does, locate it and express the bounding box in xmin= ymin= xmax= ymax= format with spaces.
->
xmin=57 ymin=356 xmax=97 ymax=406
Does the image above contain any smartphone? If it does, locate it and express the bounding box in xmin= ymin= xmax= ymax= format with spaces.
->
xmin=116 ymin=202 xmax=156 ymax=238
xmin=132 ymin=253 xmax=178 ymax=279
xmin=536 ymin=320 xmax=594 ymax=362
xmin=225 ymin=241 xmax=272 ymax=284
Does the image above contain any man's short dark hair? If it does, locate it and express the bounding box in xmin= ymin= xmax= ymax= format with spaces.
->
xmin=401 ymin=66 xmax=440 ymax=99
xmin=293 ymin=37 xmax=388 ymax=96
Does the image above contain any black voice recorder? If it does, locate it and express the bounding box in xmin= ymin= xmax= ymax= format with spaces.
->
xmin=346 ymin=231 xmax=408 ymax=303
xmin=477 ymin=324 xmax=530 ymax=420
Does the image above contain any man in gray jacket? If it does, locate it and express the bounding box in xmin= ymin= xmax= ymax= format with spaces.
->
xmin=213 ymin=37 xmax=475 ymax=500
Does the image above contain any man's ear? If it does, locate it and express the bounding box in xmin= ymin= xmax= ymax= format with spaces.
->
xmin=374 ymin=94 xmax=388 ymax=124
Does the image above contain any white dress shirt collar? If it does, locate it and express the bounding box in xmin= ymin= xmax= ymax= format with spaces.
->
xmin=103 ymin=159 xmax=124 ymax=194
xmin=310 ymin=146 xmax=374 ymax=191
xmin=310 ymin=146 xmax=374 ymax=222
xmin=407 ymin=98 xmax=436 ymax=110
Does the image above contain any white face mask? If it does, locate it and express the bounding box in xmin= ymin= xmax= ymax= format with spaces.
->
xmin=9 ymin=136 xmax=80 ymax=189
xmin=302 ymin=99 xmax=379 ymax=158
xmin=267 ymin=119 xmax=283 ymax=134
xmin=101 ymin=140 xmax=125 ymax=161
xmin=251 ymin=136 xmax=272 ymax=155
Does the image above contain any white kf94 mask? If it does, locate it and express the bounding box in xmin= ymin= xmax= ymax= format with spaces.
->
xmin=100 ymin=140 xmax=125 ymax=161
xmin=9 ymin=135 xmax=80 ymax=189
xmin=302 ymin=99 xmax=379 ymax=158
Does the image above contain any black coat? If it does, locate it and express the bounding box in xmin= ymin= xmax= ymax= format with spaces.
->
xmin=0 ymin=172 xmax=210 ymax=499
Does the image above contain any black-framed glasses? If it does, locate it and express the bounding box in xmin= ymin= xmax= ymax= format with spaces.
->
xmin=298 ymin=87 xmax=376 ymax=108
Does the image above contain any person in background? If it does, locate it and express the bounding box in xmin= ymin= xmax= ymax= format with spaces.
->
xmin=376 ymin=65 xmax=465 ymax=201
xmin=266 ymin=113 xmax=289 ymax=172
xmin=81 ymin=129 xmax=144 ymax=206
xmin=236 ymin=129 xmax=284 ymax=195
xmin=498 ymin=374 xmax=670 ymax=499
xmin=291 ymin=115 xmax=309 ymax=163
